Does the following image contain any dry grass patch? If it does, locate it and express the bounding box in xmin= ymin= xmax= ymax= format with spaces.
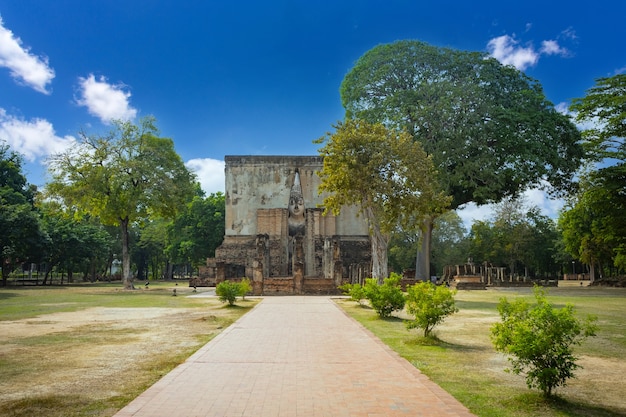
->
xmin=0 ymin=284 xmax=256 ymax=417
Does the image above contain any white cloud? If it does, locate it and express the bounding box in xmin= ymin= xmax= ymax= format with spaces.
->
xmin=613 ymin=66 xmax=626 ymax=76
xmin=456 ymin=184 xmax=565 ymax=230
xmin=560 ymin=27 xmax=577 ymax=41
xmin=0 ymin=16 xmax=55 ymax=94
xmin=456 ymin=202 xmax=494 ymax=229
xmin=487 ymin=35 xmax=539 ymax=70
xmin=185 ymin=158 xmax=225 ymax=195
xmin=487 ymin=34 xmax=569 ymax=71
xmin=540 ymin=40 xmax=568 ymax=56
xmin=556 ymin=100 xmax=599 ymax=132
xmin=522 ymin=185 xmax=564 ymax=218
xmin=76 ymin=74 xmax=137 ymax=123
xmin=0 ymin=108 xmax=75 ymax=161
xmin=554 ymin=102 xmax=570 ymax=115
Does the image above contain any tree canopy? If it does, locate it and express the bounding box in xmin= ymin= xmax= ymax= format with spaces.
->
xmin=1 ymin=144 xmax=46 ymax=286
xmin=340 ymin=40 xmax=583 ymax=279
xmin=341 ymin=40 xmax=583 ymax=208
xmin=562 ymin=73 xmax=626 ymax=276
xmin=570 ymin=73 xmax=626 ymax=162
xmin=316 ymin=119 xmax=450 ymax=280
xmin=167 ymin=191 xmax=225 ymax=268
xmin=47 ymin=116 xmax=196 ymax=289
xmin=39 ymin=202 xmax=114 ymax=283
xmin=469 ymin=197 xmax=561 ymax=279
xmin=559 ymin=166 xmax=626 ymax=278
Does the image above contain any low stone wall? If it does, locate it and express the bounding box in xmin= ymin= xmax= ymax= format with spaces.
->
xmin=303 ymin=278 xmax=340 ymax=295
xmin=262 ymin=277 xmax=295 ymax=294
xmin=259 ymin=277 xmax=341 ymax=295
xmin=450 ymin=275 xmax=487 ymax=290
xmin=490 ymin=280 xmax=557 ymax=287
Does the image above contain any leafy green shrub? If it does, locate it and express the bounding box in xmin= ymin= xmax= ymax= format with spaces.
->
xmin=216 ymin=280 xmax=239 ymax=306
xmin=405 ymin=281 xmax=458 ymax=337
xmin=490 ymin=286 xmax=597 ymax=397
xmin=339 ymin=282 xmax=366 ymax=305
xmin=363 ymin=273 xmax=405 ymax=318
xmin=238 ymin=277 xmax=252 ymax=300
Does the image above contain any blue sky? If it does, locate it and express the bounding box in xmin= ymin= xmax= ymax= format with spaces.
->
xmin=1 ymin=1 xmax=624 ymax=226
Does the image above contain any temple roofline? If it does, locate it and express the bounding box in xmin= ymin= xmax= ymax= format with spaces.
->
xmin=225 ymin=155 xmax=323 ymax=166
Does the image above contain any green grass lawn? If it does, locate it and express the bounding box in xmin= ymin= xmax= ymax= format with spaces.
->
xmin=337 ymin=286 xmax=626 ymax=417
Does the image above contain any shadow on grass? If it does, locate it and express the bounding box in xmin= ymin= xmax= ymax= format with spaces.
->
xmin=402 ymin=332 xmax=489 ymax=352
xmin=506 ymin=392 xmax=626 ymax=417
xmin=0 ymin=394 xmax=99 ymax=417
xmin=0 ymin=292 xmax=20 ymax=301
xmin=219 ymin=303 xmax=254 ymax=310
xmin=380 ymin=315 xmax=404 ymax=323
xmin=455 ymin=299 xmax=501 ymax=311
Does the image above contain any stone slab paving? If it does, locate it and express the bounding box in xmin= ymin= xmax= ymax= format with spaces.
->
xmin=113 ymin=296 xmax=476 ymax=417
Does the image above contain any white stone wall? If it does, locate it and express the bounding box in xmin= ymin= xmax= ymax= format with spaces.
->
xmin=224 ymin=156 xmax=368 ymax=237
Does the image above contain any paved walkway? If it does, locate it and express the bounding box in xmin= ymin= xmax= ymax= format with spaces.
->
xmin=113 ymin=296 xmax=475 ymax=417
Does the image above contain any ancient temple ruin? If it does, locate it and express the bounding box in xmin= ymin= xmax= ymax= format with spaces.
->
xmin=195 ymin=156 xmax=371 ymax=294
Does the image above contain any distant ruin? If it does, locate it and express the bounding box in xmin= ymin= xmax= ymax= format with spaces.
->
xmin=193 ymin=156 xmax=371 ymax=294
xmin=441 ymin=261 xmax=558 ymax=289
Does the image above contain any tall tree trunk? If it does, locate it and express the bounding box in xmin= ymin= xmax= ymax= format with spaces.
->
xmin=370 ymin=230 xmax=389 ymax=284
xmin=42 ymin=265 xmax=51 ymax=285
xmin=589 ymin=261 xmax=596 ymax=283
xmin=366 ymin=206 xmax=389 ymax=283
xmin=120 ymin=217 xmax=135 ymax=290
xmin=415 ymin=217 xmax=433 ymax=281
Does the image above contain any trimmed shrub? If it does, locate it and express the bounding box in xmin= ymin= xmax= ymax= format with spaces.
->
xmin=363 ymin=273 xmax=405 ymax=318
xmin=216 ymin=280 xmax=239 ymax=306
xmin=339 ymin=282 xmax=366 ymax=306
xmin=238 ymin=277 xmax=252 ymax=300
xmin=490 ymin=286 xmax=597 ymax=397
xmin=405 ymin=281 xmax=458 ymax=337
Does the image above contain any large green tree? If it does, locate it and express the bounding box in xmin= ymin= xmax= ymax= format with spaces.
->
xmin=468 ymin=197 xmax=561 ymax=279
xmin=316 ymin=119 xmax=450 ymax=281
xmin=134 ymin=218 xmax=170 ymax=280
xmin=430 ymin=211 xmax=470 ymax=276
xmin=388 ymin=211 xmax=469 ymax=277
xmin=39 ymin=202 xmax=114 ymax=284
xmin=341 ymin=40 xmax=583 ymax=279
xmin=47 ymin=117 xmax=195 ymax=289
xmin=567 ymin=73 xmax=626 ymax=274
xmin=559 ymin=167 xmax=626 ymax=279
xmin=570 ymin=73 xmax=626 ymax=162
xmin=167 ymin=191 xmax=225 ymax=269
xmin=0 ymin=144 xmax=46 ymax=286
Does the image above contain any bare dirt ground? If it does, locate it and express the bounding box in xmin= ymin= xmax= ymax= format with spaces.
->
xmin=0 ymin=302 xmax=238 ymax=416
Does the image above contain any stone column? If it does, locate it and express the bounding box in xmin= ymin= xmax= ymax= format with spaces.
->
xmin=332 ymin=237 xmax=342 ymax=287
xmin=216 ymin=261 xmax=225 ymax=284
xmin=323 ymin=237 xmax=333 ymax=279
xmin=293 ymin=235 xmax=304 ymax=294
xmin=252 ymin=260 xmax=263 ymax=295
xmin=255 ymin=234 xmax=269 ymax=295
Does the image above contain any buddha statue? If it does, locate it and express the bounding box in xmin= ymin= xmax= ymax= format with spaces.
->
xmin=288 ymin=170 xmax=305 ymax=236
